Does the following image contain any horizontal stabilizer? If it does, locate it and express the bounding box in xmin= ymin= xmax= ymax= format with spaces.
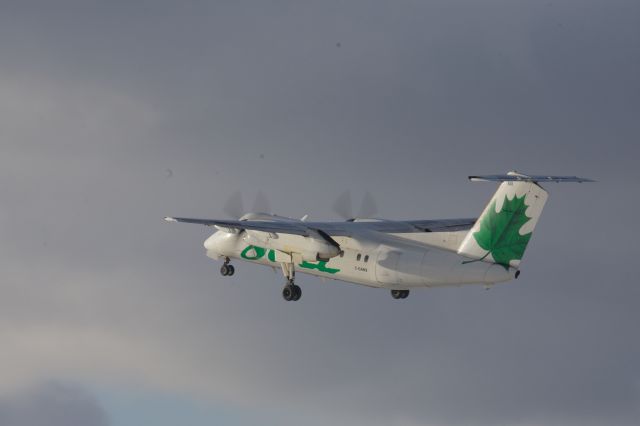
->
xmin=469 ymin=173 xmax=595 ymax=183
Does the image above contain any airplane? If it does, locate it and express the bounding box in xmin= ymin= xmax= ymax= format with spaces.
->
xmin=165 ymin=171 xmax=593 ymax=301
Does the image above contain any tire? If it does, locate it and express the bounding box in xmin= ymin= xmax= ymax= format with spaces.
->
xmin=227 ymin=265 xmax=235 ymax=276
xmin=282 ymin=285 xmax=294 ymax=301
xmin=391 ymin=290 xmax=402 ymax=299
xmin=220 ymin=264 xmax=229 ymax=276
xmin=292 ymin=285 xmax=302 ymax=301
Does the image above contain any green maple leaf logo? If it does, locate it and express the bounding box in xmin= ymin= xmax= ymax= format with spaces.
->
xmin=473 ymin=194 xmax=532 ymax=269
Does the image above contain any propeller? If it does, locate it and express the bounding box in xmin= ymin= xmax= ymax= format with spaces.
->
xmin=223 ymin=191 xmax=245 ymax=219
xmin=332 ymin=191 xmax=353 ymax=220
xmin=359 ymin=191 xmax=378 ymax=218
xmin=333 ymin=191 xmax=379 ymax=220
xmin=223 ymin=191 xmax=272 ymax=219
xmin=252 ymin=190 xmax=272 ymax=214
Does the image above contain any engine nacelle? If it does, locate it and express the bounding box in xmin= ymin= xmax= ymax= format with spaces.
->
xmin=242 ymin=229 xmax=341 ymax=263
xmin=300 ymin=237 xmax=341 ymax=262
xmin=204 ymin=230 xmax=241 ymax=260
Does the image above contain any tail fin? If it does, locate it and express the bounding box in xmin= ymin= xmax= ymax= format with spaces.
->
xmin=457 ymin=171 xmax=593 ymax=269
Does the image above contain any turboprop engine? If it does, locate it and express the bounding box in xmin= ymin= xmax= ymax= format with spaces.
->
xmin=299 ymin=236 xmax=341 ymax=262
xmin=242 ymin=228 xmax=341 ymax=262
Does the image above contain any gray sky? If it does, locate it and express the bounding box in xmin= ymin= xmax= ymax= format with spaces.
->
xmin=1 ymin=1 xmax=639 ymax=425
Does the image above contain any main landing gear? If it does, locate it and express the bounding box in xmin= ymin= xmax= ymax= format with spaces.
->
xmin=220 ymin=257 xmax=235 ymax=276
xmin=390 ymin=289 xmax=409 ymax=299
xmin=282 ymin=280 xmax=302 ymax=301
xmin=281 ymin=262 xmax=301 ymax=301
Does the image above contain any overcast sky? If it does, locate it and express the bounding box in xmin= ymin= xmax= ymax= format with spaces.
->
xmin=1 ymin=1 xmax=639 ymax=425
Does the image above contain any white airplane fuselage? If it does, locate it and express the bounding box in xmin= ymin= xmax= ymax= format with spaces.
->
xmin=204 ymin=225 xmax=515 ymax=289
xmin=167 ymin=172 xmax=592 ymax=300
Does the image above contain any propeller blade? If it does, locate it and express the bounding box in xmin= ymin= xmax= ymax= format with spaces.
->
xmin=223 ymin=191 xmax=245 ymax=219
xmin=333 ymin=191 xmax=353 ymax=220
xmin=358 ymin=192 xmax=378 ymax=218
xmin=252 ymin=190 xmax=272 ymax=214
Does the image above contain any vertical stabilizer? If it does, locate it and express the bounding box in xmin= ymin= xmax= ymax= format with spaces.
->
xmin=457 ymin=172 xmax=549 ymax=269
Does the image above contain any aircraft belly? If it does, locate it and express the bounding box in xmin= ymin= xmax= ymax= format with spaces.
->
xmin=422 ymin=250 xmax=515 ymax=285
xmin=375 ymin=246 xmax=426 ymax=287
xmin=376 ymin=243 xmax=516 ymax=287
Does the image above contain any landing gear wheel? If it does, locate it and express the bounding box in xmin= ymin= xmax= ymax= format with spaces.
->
xmin=282 ymin=285 xmax=294 ymax=301
xmin=282 ymin=282 xmax=301 ymax=302
xmin=220 ymin=257 xmax=234 ymax=277
xmin=391 ymin=289 xmax=409 ymax=299
xmin=292 ymin=285 xmax=302 ymax=301
xmin=220 ymin=264 xmax=229 ymax=276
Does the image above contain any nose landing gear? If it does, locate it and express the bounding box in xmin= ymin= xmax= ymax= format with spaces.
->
xmin=220 ymin=257 xmax=235 ymax=276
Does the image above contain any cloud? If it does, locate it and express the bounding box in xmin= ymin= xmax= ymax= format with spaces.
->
xmin=0 ymin=1 xmax=639 ymax=425
xmin=0 ymin=383 xmax=109 ymax=426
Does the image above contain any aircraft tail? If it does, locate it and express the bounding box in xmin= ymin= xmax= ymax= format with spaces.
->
xmin=457 ymin=171 xmax=593 ymax=269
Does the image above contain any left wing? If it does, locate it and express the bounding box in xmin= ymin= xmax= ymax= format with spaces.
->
xmin=164 ymin=217 xmax=476 ymax=237
xmin=164 ymin=217 xmax=310 ymax=236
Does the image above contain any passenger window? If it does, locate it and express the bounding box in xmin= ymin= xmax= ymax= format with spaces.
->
xmin=356 ymin=254 xmax=361 ymax=261
xmin=364 ymin=255 xmax=369 ymax=263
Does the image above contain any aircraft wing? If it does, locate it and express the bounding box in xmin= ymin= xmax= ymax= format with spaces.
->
xmin=164 ymin=217 xmax=476 ymax=237
xmin=306 ymin=218 xmax=475 ymax=235
xmin=164 ymin=217 xmax=310 ymax=235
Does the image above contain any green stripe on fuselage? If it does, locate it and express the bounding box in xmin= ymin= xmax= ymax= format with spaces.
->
xmin=240 ymin=245 xmax=340 ymax=274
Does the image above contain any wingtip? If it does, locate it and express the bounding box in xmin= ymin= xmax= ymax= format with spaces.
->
xmin=164 ymin=217 xmax=177 ymax=222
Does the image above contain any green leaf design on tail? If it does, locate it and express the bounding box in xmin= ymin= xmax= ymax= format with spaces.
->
xmin=473 ymin=194 xmax=532 ymax=269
